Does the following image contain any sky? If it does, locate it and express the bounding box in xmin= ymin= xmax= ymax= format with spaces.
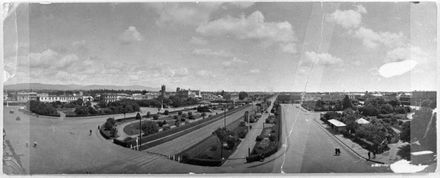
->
xmin=3 ymin=2 xmax=438 ymax=92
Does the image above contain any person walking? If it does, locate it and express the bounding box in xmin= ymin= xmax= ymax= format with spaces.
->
xmin=335 ymin=148 xmax=338 ymax=156
xmin=33 ymin=141 xmax=37 ymax=148
xmin=89 ymin=129 xmax=92 ymax=136
xmin=367 ymin=151 xmax=371 ymax=160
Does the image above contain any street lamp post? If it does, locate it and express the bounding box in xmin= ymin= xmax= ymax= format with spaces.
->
xmin=224 ymin=104 xmax=227 ymax=129
xmin=137 ymin=112 xmax=142 ymax=151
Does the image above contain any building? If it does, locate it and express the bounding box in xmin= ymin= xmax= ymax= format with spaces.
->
xmin=202 ymin=93 xmax=222 ymax=101
xmin=327 ymin=119 xmax=347 ymax=132
xmin=101 ymin=93 xmax=118 ymax=103
xmin=176 ymin=88 xmax=202 ymax=98
xmin=39 ymin=95 xmax=81 ymax=103
xmin=16 ymin=92 xmax=39 ymax=102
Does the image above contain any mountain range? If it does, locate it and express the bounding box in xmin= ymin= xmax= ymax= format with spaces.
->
xmin=3 ymin=83 xmax=160 ymax=91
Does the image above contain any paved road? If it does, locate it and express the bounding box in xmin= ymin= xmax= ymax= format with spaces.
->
xmin=269 ymin=104 xmax=388 ymax=173
xmin=2 ymin=104 xmax=258 ymax=174
xmin=145 ymin=105 xmax=255 ymax=156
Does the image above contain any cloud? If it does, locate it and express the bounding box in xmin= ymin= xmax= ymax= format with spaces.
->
xmin=196 ymin=70 xmax=216 ymax=78
xmin=304 ymin=51 xmax=343 ymax=66
xmin=192 ymin=48 xmax=232 ymax=58
xmin=196 ymin=11 xmax=296 ymax=54
xmin=222 ymin=57 xmax=248 ymax=66
xmin=190 ymin=36 xmax=208 ymax=45
xmin=280 ymin=43 xmax=297 ymax=54
xmin=225 ymin=2 xmax=255 ymax=9
xmin=328 ymin=5 xmax=406 ymax=49
xmin=353 ymin=27 xmax=405 ymax=48
xmin=327 ymin=5 xmax=366 ymax=29
xmin=149 ymin=2 xmax=222 ymax=26
xmin=385 ymin=46 xmax=429 ymax=63
xmin=119 ymin=26 xmax=143 ymax=44
xmin=148 ymin=2 xmax=254 ymax=27
xmin=249 ymin=68 xmax=261 ymax=74
xmin=378 ymin=60 xmax=417 ymax=78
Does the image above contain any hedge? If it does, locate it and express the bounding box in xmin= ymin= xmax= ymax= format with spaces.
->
xmin=182 ymin=157 xmax=222 ymax=167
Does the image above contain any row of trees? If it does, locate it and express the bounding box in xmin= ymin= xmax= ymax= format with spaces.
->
xmin=28 ymin=100 xmax=59 ymax=116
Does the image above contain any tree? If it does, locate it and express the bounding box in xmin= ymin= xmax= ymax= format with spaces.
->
xmin=74 ymin=106 xmax=89 ymax=116
xmin=380 ymin=104 xmax=394 ymax=114
xmin=146 ymin=111 xmax=151 ymax=118
xmin=188 ymin=112 xmax=195 ymax=120
xmin=201 ymin=112 xmax=207 ymax=119
xmin=103 ymin=118 xmax=116 ymax=130
xmin=238 ymin=91 xmax=248 ymax=100
xmin=141 ymin=121 xmax=159 ymax=136
xmin=164 ymin=110 xmax=169 ymax=115
xmin=73 ymin=98 xmax=84 ymax=106
xmin=178 ymin=111 xmax=182 ymax=116
xmin=244 ymin=111 xmax=249 ymax=122
xmin=360 ymin=104 xmax=379 ymax=116
xmin=141 ymin=90 xmax=147 ymax=95
xmin=97 ymin=101 xmax=107 ymax=108
xmin=421 ymin=99 xmax=433 ymax=108
xmin=85 ymin=101 xmax=92 ymax=107
xmin=400 ymin=121 xmax=410 ymax=142
xmin=152 ymin=114 xmax=159 ymax=120
xmin=342 ymin=95 xmax=353 ymax=110
xmin=136 ymin=113 xmax=141 ymax=120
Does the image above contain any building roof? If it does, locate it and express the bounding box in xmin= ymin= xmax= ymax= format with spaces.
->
xmin=356 ymin=118 xmax=370 ymax=125
xmin=327 ymin=119 xmax=346 ymax=127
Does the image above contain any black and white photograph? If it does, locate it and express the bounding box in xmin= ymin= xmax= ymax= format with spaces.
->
xmin=2 ymin=0 xmax=438 ymax=174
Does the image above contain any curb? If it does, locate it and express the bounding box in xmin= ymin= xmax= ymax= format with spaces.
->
xmin=312 ymin=118 xmax=386 ymax=164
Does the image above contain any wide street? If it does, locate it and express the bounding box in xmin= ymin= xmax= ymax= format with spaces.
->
xmin=269 ymin=104 xmax=389 ymax=173
xmin=3 ymin=101 xmax=391 ymax=174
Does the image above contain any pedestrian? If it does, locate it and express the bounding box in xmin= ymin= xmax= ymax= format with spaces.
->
xmin=33 ymin=141 xmax=37 ymax=148
xmin=367 ymin=151 xmax=371 ymax=160
xmin=337 ymin=148 xmax=341 ymax=156
xmin=335 ymin=148 xmax=338 ymax=156
xmin=373 ymin=151 xmax=376 ymax=159
xmin=98 ymin=125 xmax=100 ymax=130
xmin=89 ymin=129 xmax=92 ymax=136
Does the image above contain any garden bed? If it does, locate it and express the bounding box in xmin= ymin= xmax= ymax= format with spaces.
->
xmin=112 ymin=105 xmax=250 ymax=150
xmin=246 ymin=105 xmax=282 ymax=163
xmin=177 ymin=116 xmax=247 ymax=167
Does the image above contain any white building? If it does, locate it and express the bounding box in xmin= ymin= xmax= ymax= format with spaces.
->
xmin=39 ymin=95 xmax=81 ymax=103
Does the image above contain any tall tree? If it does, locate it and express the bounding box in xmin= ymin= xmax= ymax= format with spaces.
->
xmin=238 ymin=91 xmax=248 ymax=100
xmin=342 ymin=95 xmax=353 ymax=110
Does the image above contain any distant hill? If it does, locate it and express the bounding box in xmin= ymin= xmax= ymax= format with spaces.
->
xmin=3 ymin=83 xmax=159 ymax=91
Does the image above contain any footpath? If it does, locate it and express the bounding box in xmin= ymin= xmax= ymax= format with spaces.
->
xmin=312 ymin=113 xmax=403 ymax=164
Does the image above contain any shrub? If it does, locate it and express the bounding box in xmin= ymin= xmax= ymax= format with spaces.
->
xmin=256 ymin=135 xmax=263 ymax=142
xmin=16 ymin=117 xmax=20 ymax=121
xmin=269 ymin=135 xmax=277 ymax=142
xmin=178 ymin=111 xmax=182 ymax=115
xmin=152 ymin=114 xmax=159 ymax=120
xmin=146 ymin=111 xmax=151 ymax=118
xmin=164 ymin=110 xmax=169 ymax=115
